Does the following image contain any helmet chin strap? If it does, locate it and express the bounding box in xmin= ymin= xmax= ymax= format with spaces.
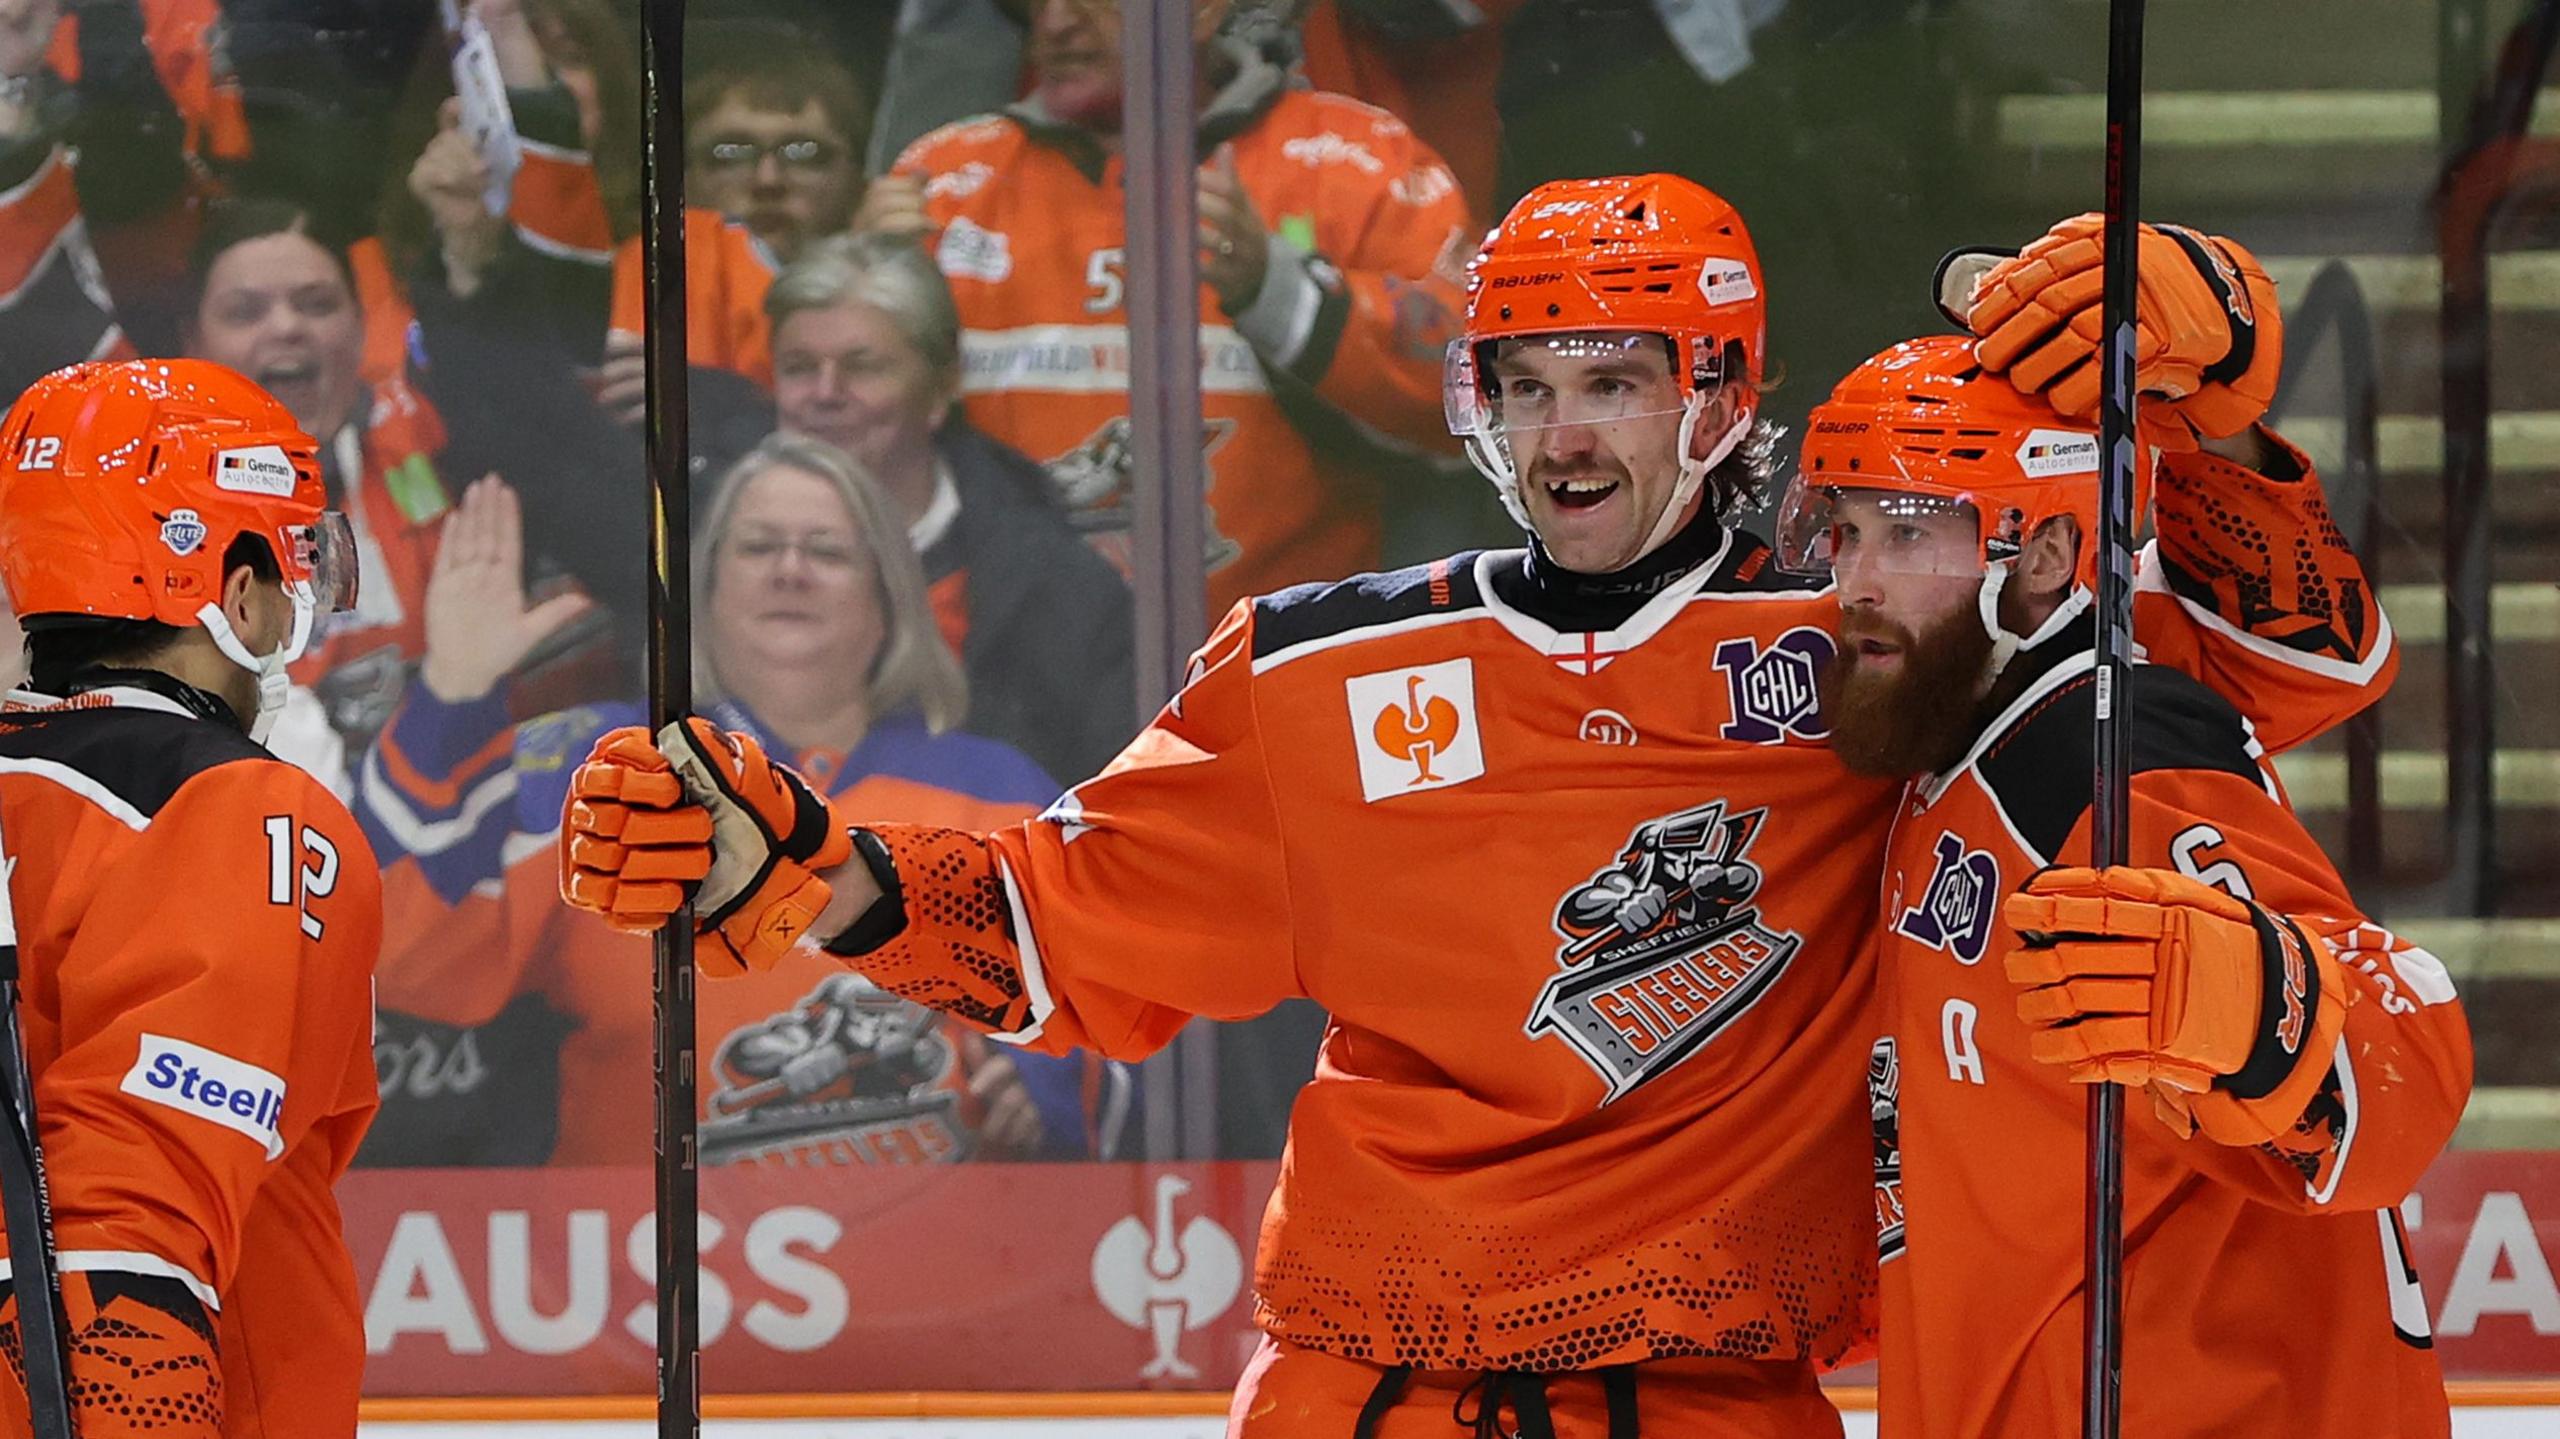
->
xmin=1466 ymin=427 xmax=1535 ymax=531
xmin=1974 ymin=561 xmax=2093 ymax=692
xmin=196 ymin=589 xmax=315 ymax=744
xmin=1630 ymin=391 xmax=1750 ymax=561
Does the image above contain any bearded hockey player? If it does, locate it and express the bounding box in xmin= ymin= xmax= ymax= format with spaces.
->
xmin=0 ymin=359 xmax=381 ymax=1436
xmin=1784 ymin=330 xmax=2469 ymax=1437
xmin=555 ymin=176 xmax=2395 ymax=1437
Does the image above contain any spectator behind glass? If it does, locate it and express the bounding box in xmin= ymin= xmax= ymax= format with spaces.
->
xmin=356 ymin=439 xmax=1126 ymax=1167
xmin=0 ymin=0 xmax=183 ymax=388
xmin=394 ymin=8 xmax=861 ymax=413
xmin=769 ymin=234 xmax=1137 ymax=780
xmin=384 ymin=0 xmax=682 ymax=649
xmin=687 ymin=34 xmax=866 ymax=268
xmin=185 ymin=198 xmax=451 ymax=751
xmin=859 ymin=0 xmax=1473 ymax=612
xmin=1297 ymin=0 xmax=1525 ymax=226
xmin=574 ymin=36 xmax=871 ymax=421
xmin=387 ymin=0 xmax=637 ymax=311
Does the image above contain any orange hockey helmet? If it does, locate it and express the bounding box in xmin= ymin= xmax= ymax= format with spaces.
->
xmin=1444 ymin=174 xmax=1766 ymax=546
xmin=1774 ymin=334 xmax=2161 ymax=671
xmin=0 ymin=359 xmax=357 ymax=662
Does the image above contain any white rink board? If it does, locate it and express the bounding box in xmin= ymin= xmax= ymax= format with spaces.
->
xmin=362 ymin=1412 xmax=2558 ymax=1439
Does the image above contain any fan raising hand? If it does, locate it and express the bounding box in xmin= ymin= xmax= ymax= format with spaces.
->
xmin=419 ymin=474 xmax=597 ymax=703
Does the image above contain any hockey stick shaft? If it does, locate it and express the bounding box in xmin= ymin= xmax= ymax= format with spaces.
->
xmin=0 ymin=820 xmax=75 ymax=1437
xmin=2085 ymin=2 xmax=2146 ymax=1437
xmin=638 ymin=0 xmax=699 ymax=1432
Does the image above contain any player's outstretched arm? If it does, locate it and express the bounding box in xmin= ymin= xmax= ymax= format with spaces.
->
xmin=2141 ymin=425 xmax=2395 ymax=753
xmin=1967 ymin=215 xmax=2396 ymax=752
xmin=2003 ymin=764 xmax=2471 ymax=1213
xmin=560 ymin=601 xmax=1305 ymax=1061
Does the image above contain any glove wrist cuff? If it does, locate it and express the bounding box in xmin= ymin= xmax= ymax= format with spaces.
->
xmin=824 ymin=828 xmax=910 ymax=958
xmin=2215 ymin=906 xmax=2321 ymax=1099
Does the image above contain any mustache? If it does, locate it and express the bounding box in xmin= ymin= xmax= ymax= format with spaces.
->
xmin=1835 ymin=612 xmax=1914 ymax=650
xmin=1525 ymin=455 xmax=1630 ymax=486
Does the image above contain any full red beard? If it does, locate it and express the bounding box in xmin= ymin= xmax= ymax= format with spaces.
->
xmin=1821 ymin=603 xmax=1999 ymax=779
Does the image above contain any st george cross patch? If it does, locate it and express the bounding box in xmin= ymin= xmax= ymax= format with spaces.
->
xmin=1550 ymin=630 xmax=1625 ymax=676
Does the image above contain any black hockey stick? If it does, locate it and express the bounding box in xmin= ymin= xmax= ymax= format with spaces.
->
xmin=0 ymin=820 xmax=76 ymax=1438
xmin=2085 ymin=2 xmax=2146 ymax=1437
xmin=637 ymin=0 xmax=699 ymax=1433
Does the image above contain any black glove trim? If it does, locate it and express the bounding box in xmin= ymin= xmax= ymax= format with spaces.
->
xmin=822 ymin=828 xmax=911 ymax=958
xmin=2157 ymin=224 xmax=2257 ymax=389
xmin=2217 ymin=906 xmax=2322 ymax=1100
xmin=780 ymin=765 xmax=836 ymax=864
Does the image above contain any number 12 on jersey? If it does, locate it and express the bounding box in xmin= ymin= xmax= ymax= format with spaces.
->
xmin=264 ymin=815 xmax=340 ymax=939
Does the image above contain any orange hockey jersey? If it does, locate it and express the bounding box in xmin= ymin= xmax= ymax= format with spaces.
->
xmin=890 ymin=86 xmax=1472 ymax=611
xmin=1870 ymin=647 xmax=2470 ymax=1438
xmin=603 ymin=211 xmax=777 ymax=387
xmin=504 ymin=83 xmax=774 ymax=383
xmin=828 ymin=434 xmax=2393 ymax=1376
xmin=0 ymin=682 xmax=381 ymax=1437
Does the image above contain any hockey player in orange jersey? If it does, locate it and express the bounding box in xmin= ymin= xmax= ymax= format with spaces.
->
xmin=0 ymin=360 xmax=381 ymax=1436
xmin=555 ymin=177 xmax=2398 ymax=1437
xmin=1776 ymin=322 xmax=2471 ymax=1434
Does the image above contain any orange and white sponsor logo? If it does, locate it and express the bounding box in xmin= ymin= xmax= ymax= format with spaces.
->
xmin=925 ymin=161 xmax=997 ymax=202
xmin=1346 ymin=657 xmax=1482 ymax=802
xmin=1281 ymin=131 xmax=1385 ymax=176
xmin=1391 ymin=164 xmax=1458 ymax=209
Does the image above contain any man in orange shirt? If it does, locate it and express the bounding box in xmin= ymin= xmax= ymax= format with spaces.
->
xmin=1779 ymin=310 xmax=2469 ymax=1428
xmin=555 ymin=179 xmax=2398 ymax=1437
xmin=0 ymin=358 xmax=381 ymax=1436
xmin=858 ymin=0 xmax=1473 ymax=610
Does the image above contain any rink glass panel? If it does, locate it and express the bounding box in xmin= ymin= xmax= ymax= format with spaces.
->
xmin=0 ymin=0 xmax=2547 ymax=1401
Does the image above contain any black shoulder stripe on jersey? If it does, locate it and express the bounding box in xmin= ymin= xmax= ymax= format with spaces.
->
xmin=0 ymin=706 xmax=273 ymax=821
xmin=1702 ymin=534 xmax=1824 ymax=595
xmin=1973 ymin=665 xmax=2267 ymax=862
xmin=1251 ymin=552 xmax=1490 ymax=659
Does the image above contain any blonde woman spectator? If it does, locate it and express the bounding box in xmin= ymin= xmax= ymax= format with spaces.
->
xmin=354 ymin=438 xmax=1121 ymax=1166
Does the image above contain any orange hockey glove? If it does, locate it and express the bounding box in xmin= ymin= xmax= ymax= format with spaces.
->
xmin=2003 ymin=866 xmax=2350 ymax=1147
xmin=1 ymin=1272 xmax=223 ymax=1436
xmin=655 ymin=717 xmax=854 ymax=977
xmin=1966 ymin=215 xmax=2282 ymax=440
xmin=559 ymin=727 xmax=712 ymax=931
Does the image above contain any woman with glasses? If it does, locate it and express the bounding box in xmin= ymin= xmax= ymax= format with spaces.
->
xmin=351 ymin=435 xmax=1124 ymax=1168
